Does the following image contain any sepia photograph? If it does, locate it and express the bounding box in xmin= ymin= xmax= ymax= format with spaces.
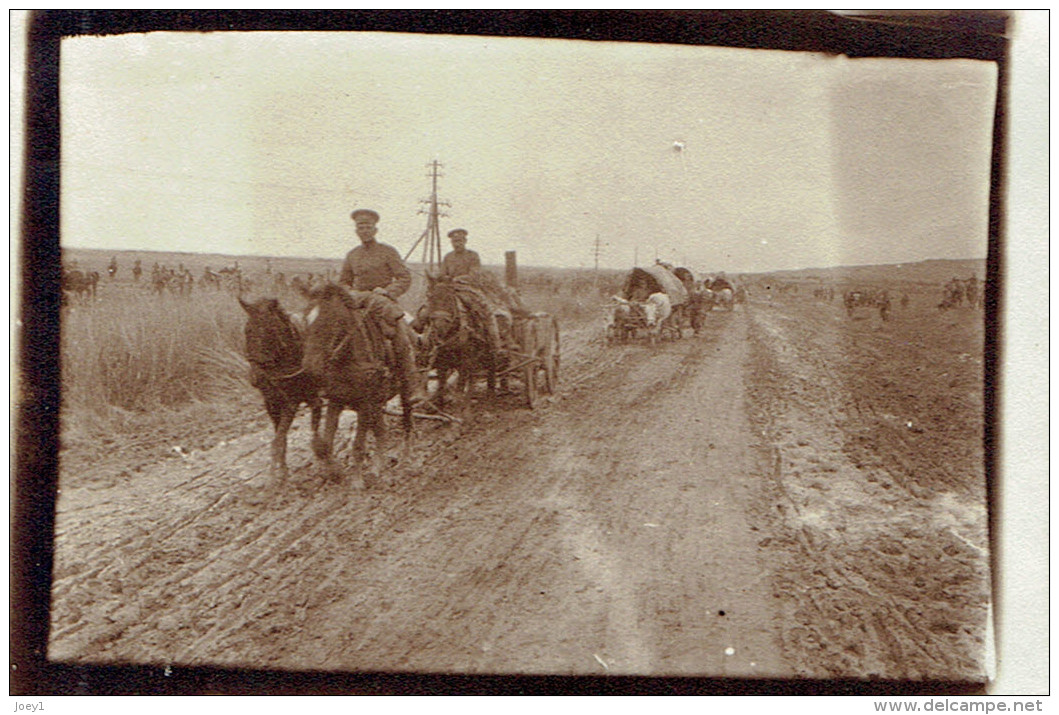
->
xmin=12 ymin=10 xmax=1042 ymax=696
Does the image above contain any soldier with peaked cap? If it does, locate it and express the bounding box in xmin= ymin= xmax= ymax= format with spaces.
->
xmin=340 ymin=209 xmax=412 ymax=297
xmin=338 ymin=209 xmax=426 ymax=404
xmin=440 ymin=228 xmax=482 ymax=279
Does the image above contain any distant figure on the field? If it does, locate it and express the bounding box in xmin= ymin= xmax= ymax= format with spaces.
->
xmin=965 ymin=275 xmax=979 ymax=308
xmin=946 ymin=277 xmax=965 ymax=306
xmin=441 ymin=228 xmax=482 ymax=279
xmin=132 ymin=259 xmax=142 ymax=282
xmin=179 ymin=266 xmax=194 ymax=296
xmin=108 ymin=256 xmax=118 ymax=280
xmin=202 ymin=266 xmax=220 ymax=290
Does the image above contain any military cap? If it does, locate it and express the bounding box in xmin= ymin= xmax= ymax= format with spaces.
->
xmin=351 ymin=209 xmax=380 ymax=222
xmin=448 ymin=228 xmax=468 ymax=238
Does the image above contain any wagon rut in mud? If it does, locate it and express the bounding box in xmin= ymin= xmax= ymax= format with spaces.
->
xmin=49 ymin=298 xmax=989 ymax=683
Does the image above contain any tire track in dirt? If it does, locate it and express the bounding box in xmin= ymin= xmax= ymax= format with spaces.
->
xmin=50 ymin=327 xmax=616 ymax=669
xmin=51 ymin=316 xmax=791 ymax=678
xmin=253 ymin=339 xmax=702 ymax=675
xmin=744 ymin=299 xmax=989 ymax=681
xmin=50 ymin=453 xmax=348 ymax=662
xmin=524 ymin=310 xmax=787 ymax=677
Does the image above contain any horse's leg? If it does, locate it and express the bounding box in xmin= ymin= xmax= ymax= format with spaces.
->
xmin=486 ymin=353 xmax=498 ymax=398
xmin=454 ymin=368 xmax=471 ymax=419
xmin=261 ymin=393 xmax=292 ymax=486
xmin=365 ymin=406 xmax=387 ymax=489
xmin=349 ymin=408 xmax=368 ymax=491
xmin=435 ymin=366 xmax=449 ymax=407
xmin=313 ymin=402 xmax=342 ymax=483
xmin=496 ymin=350 xmax=506 ymax=394
xmin=270 ymin=406 xmax=295 ymax=487
xmin=460 ymin=367 xmax=474 ymax=403
xmin=308 ymin=397 xmax=323 ymax=440
xmin=399 ymin=382 xmax=414 ymax=461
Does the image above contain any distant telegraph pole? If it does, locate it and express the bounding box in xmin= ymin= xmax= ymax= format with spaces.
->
xmin=592 ymin=234 xmax=605 ymax=273
xmin=404 ymin=159 xmax=450 ymax=275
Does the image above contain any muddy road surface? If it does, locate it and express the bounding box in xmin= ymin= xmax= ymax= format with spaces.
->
xmin=49 ymin=296 xmax=990 ymax=683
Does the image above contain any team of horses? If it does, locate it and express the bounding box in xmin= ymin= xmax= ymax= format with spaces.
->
xmin=241 ymin=276 xmax=558 ymax=493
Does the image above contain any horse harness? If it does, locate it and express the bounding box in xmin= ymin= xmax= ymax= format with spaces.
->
xmin=426 ymin=291 xmax=472 ymax=356
xmin=256 ymin=313 xmax=308 ymax=383
xmin=322 ymin=301 xmax=393 ymax=379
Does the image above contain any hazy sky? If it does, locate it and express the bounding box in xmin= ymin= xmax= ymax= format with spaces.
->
xmin=60 ymin=31 xmax=997 ymax=273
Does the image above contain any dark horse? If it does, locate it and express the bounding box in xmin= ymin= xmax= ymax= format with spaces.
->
xmin=239 ymin=296 xmax=322 ymax=486
xmin=419 ymin=275 xmax=502 ymax=410
xmin=299 ymin=283 xmax=413 ymax=489
xmin=61 ymin=269 xmax=99 ymax=304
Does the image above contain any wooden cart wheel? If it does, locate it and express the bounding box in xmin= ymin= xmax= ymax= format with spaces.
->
xmin=544 ymin=322 xmax=560 ymax=394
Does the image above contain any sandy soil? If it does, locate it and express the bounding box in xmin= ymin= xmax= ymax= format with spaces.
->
xmin=48 ymin=293 xmax=990 ymax=682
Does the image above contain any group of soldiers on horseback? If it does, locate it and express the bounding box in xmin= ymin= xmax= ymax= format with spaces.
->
xmin=150 ymin=263 xmax=196 ymax=296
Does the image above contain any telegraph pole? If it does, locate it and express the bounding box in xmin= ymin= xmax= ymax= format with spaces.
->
xmin=404 ymin=159 xmax=449 ymax=275
xmin=592 ymin=234 xmax=605 ymax=273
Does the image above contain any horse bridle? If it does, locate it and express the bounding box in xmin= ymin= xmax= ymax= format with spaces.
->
xmin=424 ymin=292 xmax=470 ymax=355
xmin=258 ymin=311 xmax=308 ymax=382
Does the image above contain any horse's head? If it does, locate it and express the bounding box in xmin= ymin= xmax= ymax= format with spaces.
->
xmin=294 ymin=282 xmax=354 ymax=327
xmin=299 ymin=281 xmax=346 ymax=306
xmin=239 ymin=296 xmax=302 ymax=373
xmin=423 ymin=276 xmax=461 ymax=343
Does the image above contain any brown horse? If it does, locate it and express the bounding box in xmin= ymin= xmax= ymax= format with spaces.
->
xmin=239 ymin=296 xmax=322 ymax=486
xmin=299 ymin=283 xmax=413 ymax=490
xmin=420 ymin=275 xmax=504 ymax=410
xmin=61 ymin=269 xmax=98 ymax=304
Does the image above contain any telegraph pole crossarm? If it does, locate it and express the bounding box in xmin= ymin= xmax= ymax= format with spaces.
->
xmin=416 ymin=159 xmax=448 ymax=276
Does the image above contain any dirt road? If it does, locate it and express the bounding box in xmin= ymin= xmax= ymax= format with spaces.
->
xmin=49 ymin=296 xmax=989 ymax=682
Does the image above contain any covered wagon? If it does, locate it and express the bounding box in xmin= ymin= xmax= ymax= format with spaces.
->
xmin=605 ymin=264 xmax=689 ymax=344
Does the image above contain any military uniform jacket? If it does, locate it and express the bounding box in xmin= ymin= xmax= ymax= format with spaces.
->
xmin=339 ymin=241 xmax=411 ymax=298
xmin=441 ymin=249 xmax=481 ymax=278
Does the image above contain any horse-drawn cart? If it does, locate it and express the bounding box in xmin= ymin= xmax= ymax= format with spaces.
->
xmin=419 ymin=274 xmax=560 ymax=410
xmin=605 ymin=264 xmax=689 ymax=345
